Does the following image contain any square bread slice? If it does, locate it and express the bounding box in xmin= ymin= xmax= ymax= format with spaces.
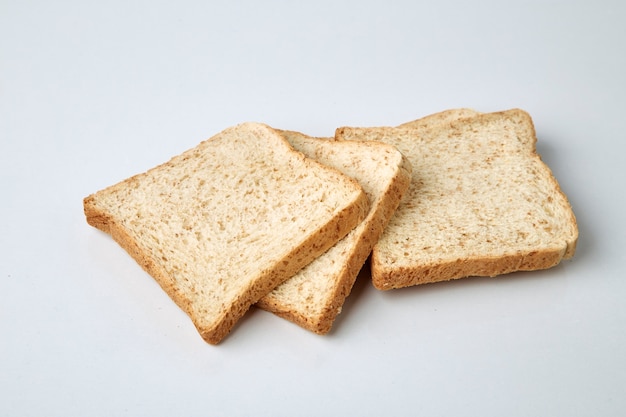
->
xmin=84 ymin=122 xmax=369 ymax=344
xmin=336 ymin=109 xmax=578 ymax=290
xmin=256 ymin=130 xmax=412 ymax=333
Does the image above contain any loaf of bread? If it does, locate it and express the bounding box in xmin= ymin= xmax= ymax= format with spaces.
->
xmin=256 ymin=130 xmax=412 ymax=333
xmin=84 ymin=122 xmax=369 ymax=344
xmin=336 ymin=109 xmax=578 ymax=289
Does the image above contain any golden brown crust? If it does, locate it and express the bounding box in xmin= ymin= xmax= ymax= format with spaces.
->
xmin=315 ymin=153 xmax=412 ymax=332
xmin=85 ymin=194 xmax=195 ymax=321
xmin=199 ymin=192 xmax=370 ymax=343
xmin=239 ymin=190 xmax=370 ymax=336
xmin=372 ymin=247 xmax=568 ymax=290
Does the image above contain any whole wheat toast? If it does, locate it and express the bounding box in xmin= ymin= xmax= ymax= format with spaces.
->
xmin=84 ymin=123 xmax=369 ymax=344
xmin=336 ymin=109 xmax=578 ymax=289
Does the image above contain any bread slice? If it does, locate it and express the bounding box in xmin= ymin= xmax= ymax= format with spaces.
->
xmin=256 ymin=130 xmax=412 ymax=333
xmin=84 ymin=122 xmax=370 ymax=344
xmin=336 ymin=109 xmax=578 ymax=290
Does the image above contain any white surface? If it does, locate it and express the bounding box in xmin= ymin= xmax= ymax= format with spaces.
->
xmin=1 ymin=1 xmax=625 ymax=416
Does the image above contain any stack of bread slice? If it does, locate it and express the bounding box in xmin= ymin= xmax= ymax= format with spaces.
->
xmin=84 ymin=108 xmax=578 ymax=344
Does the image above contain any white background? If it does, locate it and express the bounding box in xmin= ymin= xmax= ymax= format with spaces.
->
xmin=2 ymin=1 xmax=625 ymax=416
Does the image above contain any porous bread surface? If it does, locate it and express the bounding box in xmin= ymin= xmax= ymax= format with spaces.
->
xmin=336 ymin=109 xmax=578 ymax=289
xmin=84 ymin=122 xmax=369 ymax=344
xmin=398 ymin=108 xmax=481 ymax=129
xmin=256 ymin=133 xmax=412 ymax=334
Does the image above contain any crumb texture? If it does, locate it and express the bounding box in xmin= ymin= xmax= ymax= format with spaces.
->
xmin=337 ymin=109 xmax=578 ymax=289
xmin=84 ymin=122 xmax=368 ymax=343
xmin=257 ymin=135 xmax=412 ymax=333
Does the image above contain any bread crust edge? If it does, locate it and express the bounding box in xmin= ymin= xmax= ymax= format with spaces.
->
xmin=84 ymin=183 xmax=370 ymax=344
xmin=257 ymin=148 xmax=413 ymax=334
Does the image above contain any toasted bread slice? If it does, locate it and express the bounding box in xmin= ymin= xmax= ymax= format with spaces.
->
xmin=84 ymin=123 xmax=369 ymax=344
xmin=256 ymin=131 xmax=412 ymax=333
xmin=336 ymin=109 xmax=578 ymax=290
